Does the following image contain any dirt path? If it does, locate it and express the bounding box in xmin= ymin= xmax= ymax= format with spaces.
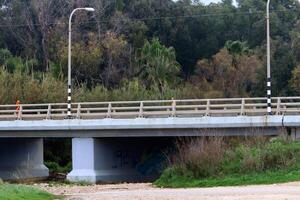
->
xmin=36 ymin=182 xmax=300 ymax=200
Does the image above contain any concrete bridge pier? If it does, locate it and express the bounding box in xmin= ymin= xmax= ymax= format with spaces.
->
xmin=0 ymin=138 xmax=49 ymax=181
xmin=291 ymin=128 xmax=300 ymax=140
xmin=67 ymin=137 xmax=168 ymax=183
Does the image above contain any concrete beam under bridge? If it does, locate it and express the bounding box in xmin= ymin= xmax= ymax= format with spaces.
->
xmin=0 ymin=127 xmax=284 ymax=138
xmin=0 ymin=138 xmax=48 ymax=181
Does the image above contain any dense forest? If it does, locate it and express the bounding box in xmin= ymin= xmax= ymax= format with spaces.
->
xmin=0 ymin=0 xmax=300 ymax=104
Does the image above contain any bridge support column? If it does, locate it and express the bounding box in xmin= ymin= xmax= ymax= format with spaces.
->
xmin=67 ymin=138 xmax=167 ymax=183
xmin=291 ymin=128 xmax=300 ymax=140
xmin=0 ymin=138 xmax=49 ymax=181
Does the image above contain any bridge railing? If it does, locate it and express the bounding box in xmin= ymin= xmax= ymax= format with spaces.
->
xmin=0 ymin=97 xmax=300 ymax=120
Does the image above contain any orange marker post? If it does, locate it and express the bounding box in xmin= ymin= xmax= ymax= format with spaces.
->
xmin=16 ymin=100 xmax=21 ymax=118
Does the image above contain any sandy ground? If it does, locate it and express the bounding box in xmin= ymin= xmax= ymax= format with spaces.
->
xmin=36 ymin=182 xmax=300 ymax=200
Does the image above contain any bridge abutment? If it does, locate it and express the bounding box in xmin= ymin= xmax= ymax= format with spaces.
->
xmin=0 ymin=138 xmax=48 ymax=181
xmin=67 ymin=137 xmax=168 ymax=183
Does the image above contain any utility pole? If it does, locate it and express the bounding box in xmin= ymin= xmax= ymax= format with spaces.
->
xmin=266 ymin=0 xmax=272 ymax=115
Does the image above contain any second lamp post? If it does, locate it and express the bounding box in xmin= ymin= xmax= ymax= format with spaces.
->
xmin=266 ymin=0 xmax=272 ymax=115
xmin=67 ymin=7 xmax=95 ymax=119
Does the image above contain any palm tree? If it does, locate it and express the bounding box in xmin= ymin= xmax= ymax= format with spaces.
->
xmin=137 ymin=38 xmax=180 ymax=91
xmin=225 ymin=40 xmax=251 ymax=68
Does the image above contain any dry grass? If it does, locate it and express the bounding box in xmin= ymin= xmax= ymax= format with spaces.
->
xmin=166 ymin=136 xmax=300 ymax=179
xmin=170 ymin=137 xmax=226 ymax=178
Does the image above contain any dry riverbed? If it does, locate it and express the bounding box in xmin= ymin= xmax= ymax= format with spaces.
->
xmin=33 ymin=181 xmax=300 ymax=200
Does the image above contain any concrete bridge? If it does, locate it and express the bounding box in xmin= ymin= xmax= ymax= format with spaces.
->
xmin=1 ymin=96 xmax=300 ymax=183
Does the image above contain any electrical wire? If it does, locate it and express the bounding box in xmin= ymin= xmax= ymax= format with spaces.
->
xmin=0 ymin=7 xmax=298 ymax=28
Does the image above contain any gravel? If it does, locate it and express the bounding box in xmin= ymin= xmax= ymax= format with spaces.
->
xmin=36 ymin=182 xmax=300 ymax=200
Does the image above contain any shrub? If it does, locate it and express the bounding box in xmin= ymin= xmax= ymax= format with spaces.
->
xmin=165 ymin=137 xmax=300 ymax=179
xmin=240 ymin=147 xmax=264 ymax=172
xmin=263 ymin=140 xmax=297 ymax=169
xmin=45 ymin=161 xmax=71 ymax=174
xmin=171 ymin=138 xmax=225 ymax=178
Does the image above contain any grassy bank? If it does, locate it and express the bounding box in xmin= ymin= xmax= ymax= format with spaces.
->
xmin=0 ymin=184 xmax=59 ymax=200
xmin=155 ymin=167 xmax=300 ymax=188
xmin=155 ymin=137 xmax=300 ymax=188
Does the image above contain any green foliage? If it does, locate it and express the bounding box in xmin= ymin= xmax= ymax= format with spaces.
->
xmin=0 ymin=0 xmax=300 ymax=97
xmin=192 ymin=48 xmax=262 ymax=97
xmin=0 ymin=49 xmax=38 ymax=73
xmin=5 ymin=56 xmax=23 ymax=72
xmin=45 ymin=161 xmax=72 ymax=174
xmin=0 ymin=49 xmax=12 ymax=65
xmin=225 ymin=40 xmax=251 ymax=55
xmin=0 ymin=184 xmax=58 ymax=200
xmin=159 ymin=138 xmax=300 ymax=178
xmin=290 ymin=65 xmax=300 ymax=94
xmin=0 ymin=69 xmax=67 ymax=104
xmin=156 ymin=138 xmax=300 ymax=187
xmin=155 ymin=168 xmax=300 ymax=188
xmin=136 ymin=38 xmax=180 ymax=91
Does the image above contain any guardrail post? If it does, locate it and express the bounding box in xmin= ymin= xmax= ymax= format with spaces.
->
xmin=107 ymin=103 xmax=112 ymax=118
xmin=276 ymin=98 xmax=281 ymax=115
xmin=17 ymin=105 xmax=23 ymax=120
xmin=240 ymin=98 xmax=245 ymax=116
xmin=139 ymin=101 xmax=144 ymax=118
xmin=205 ymin=100 xmax=210 ymax=116
xmin=171 ymin=99 xmax=176 ymax=117
xmin=46 ymin=104 xmax=51 ymax=120
xmin=76 ymin=104 xmax=81 ymax=119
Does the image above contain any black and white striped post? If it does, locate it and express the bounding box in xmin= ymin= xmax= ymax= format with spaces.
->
xmin=267 ymin=78 xmax=271 ymax=114
xmin=266 ymin=0 xmax=272 ymax=115
xmin=67 ymin=85 xmax=72 ymax=118
xmin=67 ymin=7 xmax=95 ymax=119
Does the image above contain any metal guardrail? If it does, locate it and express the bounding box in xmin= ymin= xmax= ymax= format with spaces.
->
xmin=1 ymin=97 xmax=300 ymax=121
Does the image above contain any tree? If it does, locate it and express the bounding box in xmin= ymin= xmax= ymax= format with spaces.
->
xmin=0 ymin=0 xmax=70 ymax=71
xmin=136 ymin=38 xmax=180 ymax=92
xmin=290 ymin=65 xmax=300 ymax=95
xmin=192 ymin=48 xmax=262 ymax=97
xmin=102 ymin=31 xmax=130 ymax=87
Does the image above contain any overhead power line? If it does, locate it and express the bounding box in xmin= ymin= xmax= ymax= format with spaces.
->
xmin=0 ymin=8 xmax=297 ymax=28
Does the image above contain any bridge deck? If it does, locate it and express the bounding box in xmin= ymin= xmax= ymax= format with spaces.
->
xmin=0 ymin=115 xmax=297 ymax=138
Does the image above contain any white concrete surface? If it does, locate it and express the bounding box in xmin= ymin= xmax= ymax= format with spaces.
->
xmin=67 ymin=138 xmax=167 ymax=183
xmin=0 ymin=115 xmax=292 ymax=137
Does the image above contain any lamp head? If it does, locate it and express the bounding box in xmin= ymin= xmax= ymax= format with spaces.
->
xmin=84 ymin=7 xmax=95 ymax=12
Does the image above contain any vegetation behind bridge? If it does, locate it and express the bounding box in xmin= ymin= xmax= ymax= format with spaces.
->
xmin=0 ymin=0 xmax=300 ymax=104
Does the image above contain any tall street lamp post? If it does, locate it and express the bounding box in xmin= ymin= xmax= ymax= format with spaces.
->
xmin=67 ymin=7 xmax=95 ymax=119
xmin=266 ymin=0 xmax=272 ymax=115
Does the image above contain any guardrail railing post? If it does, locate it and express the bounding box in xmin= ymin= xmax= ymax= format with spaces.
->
xmin=205 ymin=100 xmax=210 ymax=116
xmin=139 ymin=101 xmax=144 ymax=118
xmin=240 ymin=98 xmax=245 ymax=116
xmin=107 ymin=103 xmax=112 ymax=118
xmin=46 ymin=104 xmax=51 ymax=120
xmin=171 ymin=99 xmax=176 ymax=117
xmin=76 ymin=103 xmax=81 ymax=119
xmin=17 ymin=105 xmax=23 ymax=120
xmin=276 ymin=98 xmax=281 ymax=115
